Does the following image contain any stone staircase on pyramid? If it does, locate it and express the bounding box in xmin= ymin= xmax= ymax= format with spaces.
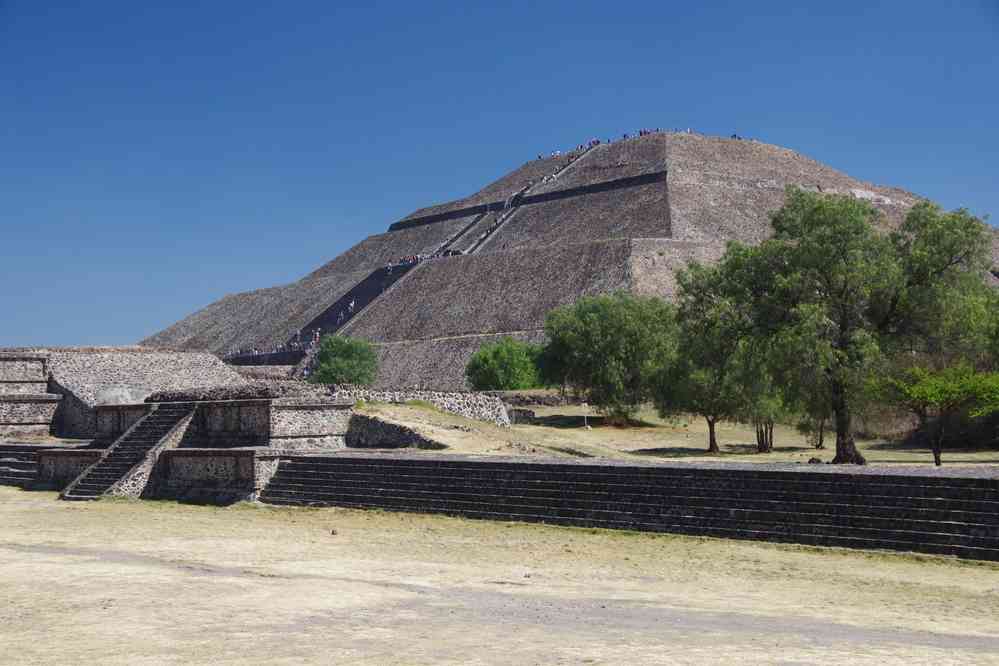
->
xmin=61 ymin=402 xmax=195 ymax=501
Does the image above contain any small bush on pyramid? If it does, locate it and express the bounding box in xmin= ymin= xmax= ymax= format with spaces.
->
xmin=309 ymin=335 xmax=379 ymax=386
xmin=465 ymin=337 xmax=543 ymax=391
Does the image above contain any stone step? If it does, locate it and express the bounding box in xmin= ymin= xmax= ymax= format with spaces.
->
xmin=267 ymin=470 xmax=999 ymax=514
xmin=0 ymin=460 xmax=38 ymax=471
xmin=274 ymin=462 xmax=999 ymax=492
xmin=264 ymin=477 xmax=999 ymax=528
xmin=275 ymin=459 xmax=999 ymax=492
xmin=278 ymin=456 xmax=999 ymax=487
xmin=260 ymin=489 xmax=999 ymax=554
xmin=260 ymin=494 xmax=999 ymax=561
xmin=260 ymin=485 xmax=999 ymax=545
xmin=0 ymin=472 xmax=35 ymax=486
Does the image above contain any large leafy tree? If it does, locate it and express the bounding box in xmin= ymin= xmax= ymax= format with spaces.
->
xmin=652 ymin=263 xmax=751 ymax=453
xmin=465 ymin=337 xmax=542 ymax=390
xmin=308 ymin=335 xmax=379 ymax=386
xmin=541 ymin=292 xmax=677 ymax=422
xmin=728 ymin=189 xmax=990 ymax=464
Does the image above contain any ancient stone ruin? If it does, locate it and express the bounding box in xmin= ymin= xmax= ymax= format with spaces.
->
xmin=145 ymin=131 xmax=996 ymax=391
xmin=3 ymin=131 xmax=999 ymax=561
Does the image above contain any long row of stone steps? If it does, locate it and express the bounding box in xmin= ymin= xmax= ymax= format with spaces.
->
xmin=0 ymin=445 xmax=40 ymax=487
xmin=61 ymin=403 xmax=194 ymax=501
xmin=259 ymin=456 xmax=999 ymax=561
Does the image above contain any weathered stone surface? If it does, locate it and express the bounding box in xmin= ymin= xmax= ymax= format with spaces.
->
xmin=148 ymin=449 xmax=260 ymax=503
xmin=144 ymin=132 xmax=933 ymax=390
xmin=368 ymin=332 xmax=546 ymax=392
xmin=331 ymin=385 xmax=510 ymax=426
xmin=36 ymin=450 xmax=103 ymax=490
xmin=345 ymin=241 xmax=632 ymax=342
xmin=271 ymin=401 xmax=352 ymax=438
xmin=628 ymin=239 xmax=727 ymax=300
xmin=147 ymin=382 xmax=323 ymax=403
xmin=0 ymin=356 xmax=47 ymax=381
xmin=664 ymin=133 xmax=918 ymax=244
xmin=345 ymin=413 xmax=447 ymax=450
xmin=0 ymin=395 xmax=61 ymax=426
xmin=107 ymin=410 xmax=194 ymax=499
xmin=46 ymin=349 xmax=244 ymax=407
xmin=95 ymin=404 xmax=151 ymax=442
xmin=480 ymin=180 xmax=669 ymax=254
xmin=31 ymin=349 xmax=245 ymax=438
xmin=0 ymin=382 xmax=52 ymax=395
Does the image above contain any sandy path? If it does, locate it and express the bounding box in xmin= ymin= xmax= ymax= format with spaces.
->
xmin=2 ymin=487 xmax=998 ymax=664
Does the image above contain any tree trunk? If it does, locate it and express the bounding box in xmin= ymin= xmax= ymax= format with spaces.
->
xmin=815 ymin=417 xmax=825 ymax=449
xmin=756 ymin=420 xmax=773 ymax=453
xmin=706 ymin=417 xmax=719 ymax=454
xmin=830 ymin=381 xmax=866 ymax=465
xmin=932 ymin=418 xmax=945 ymax=467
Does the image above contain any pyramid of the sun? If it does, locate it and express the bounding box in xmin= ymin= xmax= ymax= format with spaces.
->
xmin=143 ymin=132 xmax=934 ymax=389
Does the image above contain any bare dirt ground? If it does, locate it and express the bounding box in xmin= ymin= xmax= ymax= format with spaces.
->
xmin=2 ymin=487 xmax=999 ymax=664
xmin=360 ymin=402 xmax=999 ymax=468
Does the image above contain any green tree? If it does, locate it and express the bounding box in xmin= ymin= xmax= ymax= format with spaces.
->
xmin=652 ymin=263 xmax=752 ymax=453
xmin=725 ymin=190 xmax=989 ymax=464
xmin=542 ymin=292 xmax=677 ymax=423
xmin=884 ymin=364 xmax=999 ymax=465
xmin=734 ymin=345 xmax=793 ymax=453
xmin=465 ymin=337 xmax=542 ymax=390
xmin=308 ymin=335 xmax=379 ymax=386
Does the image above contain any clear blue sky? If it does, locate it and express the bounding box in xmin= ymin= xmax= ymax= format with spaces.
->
xmin=2 ymin=1 xmax=997 ymax=347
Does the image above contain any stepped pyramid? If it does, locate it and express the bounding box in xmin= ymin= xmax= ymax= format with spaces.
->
xmin=144 ymin=132 xmax=942 ymax=389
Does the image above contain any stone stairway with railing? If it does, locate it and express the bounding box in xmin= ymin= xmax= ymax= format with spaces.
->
xmin=61 ymin=402 xmax=195 ymax=501
xmin=259 ymin=455 xmax=999 ymax=561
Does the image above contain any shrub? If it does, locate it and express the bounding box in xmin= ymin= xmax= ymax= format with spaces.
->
xmin=465 ymin=337 xmax=542 ymax=390
xmin=542 ymin=292 xmax=677 ymax=422
xmin=308 ymin=335 xmax=379 ymax=386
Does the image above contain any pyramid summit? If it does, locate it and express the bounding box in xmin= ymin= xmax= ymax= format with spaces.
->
xmin=142 ymin=131 xmax=939 ymax=388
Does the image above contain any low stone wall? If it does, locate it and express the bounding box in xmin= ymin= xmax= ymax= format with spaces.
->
xmin=0 ymin=355 xmax=47 ymax=381
xmin=0 ymin=394 xmax=61 ymax=436
xmin=270 ymin=399 xmax=352 ymax=450
xmin=148 ymin=449 xmax=266 ymax=504
xmin=95 ymin=404 xmax=151 ymax=443
xmin=331 ymin=386 xmax=510 ymax=427
xmin=35 ymin=449 xmax=103 ymax=490
xmin=179 ymin=400 xmax=271 ymax=448
xmin=345 ymin=414 xmax=447 ymax=450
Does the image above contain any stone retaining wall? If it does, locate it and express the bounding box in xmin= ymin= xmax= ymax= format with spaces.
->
xmin=0 ymin=395 xmax=62 ymax=436
xmin=95 ymin=404 xmax=152 ymax=443
xmin=0 ymin=355 xmax=47 ymax=381
xmin=180 ymin=400 xmax=271 ymax=447
xmin=148 ymin=449 xmax=265 ymax=503
xmin=269 ymin=399 xmax=352 ymax=450
xmin=35 ymin=450 xmax=103 ymax=490
xmin=331 ymin=385 xmax=510 ymax=427
xmin=345 ymin=414 xmax=447 ymax=450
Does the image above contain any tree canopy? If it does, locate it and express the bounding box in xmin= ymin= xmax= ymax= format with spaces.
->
xmin=465 ymin=337 xmax=542 ymax=391
xmin=719 ymin=189 xmax=991 ymax=463
xmin=308 ymin=335 xmax=379 ymax=386
xmin=542 ymin=292 xmax=677 ymax=422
